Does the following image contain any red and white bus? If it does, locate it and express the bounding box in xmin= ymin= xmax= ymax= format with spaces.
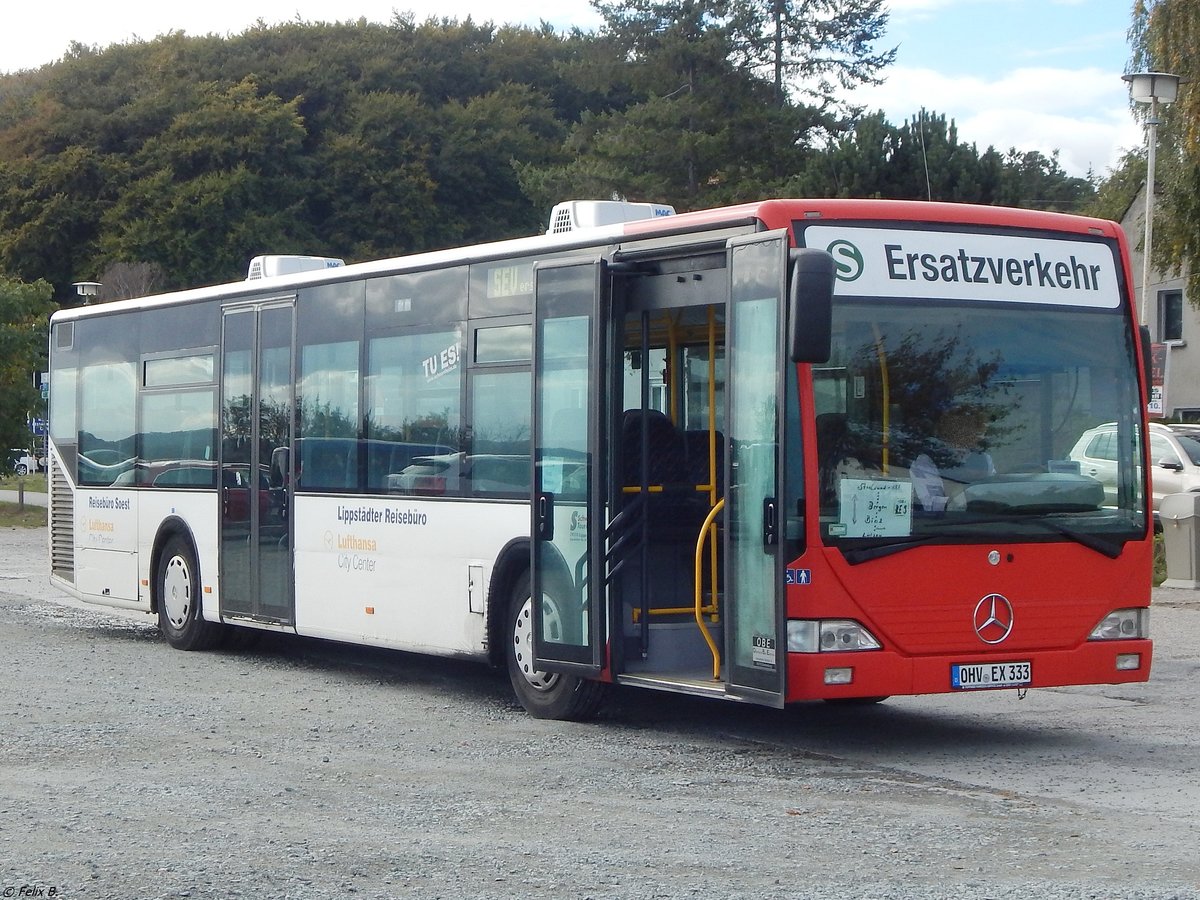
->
xmin=47 ymin=198 xmax=1153 ymax=719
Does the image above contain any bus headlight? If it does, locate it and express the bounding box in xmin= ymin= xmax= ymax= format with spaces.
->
xmin=1088 ymin=608 xmax=1149 ymax=641
xmin=787 ymin=619 xmax=881 ymax=653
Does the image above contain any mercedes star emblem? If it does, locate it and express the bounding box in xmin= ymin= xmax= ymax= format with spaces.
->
xmin=973 ymin=593 xmax=1014 ymax=644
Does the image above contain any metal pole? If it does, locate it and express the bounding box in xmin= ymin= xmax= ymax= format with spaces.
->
xmin=1140 ymin=97 xmax=1159 ymax=327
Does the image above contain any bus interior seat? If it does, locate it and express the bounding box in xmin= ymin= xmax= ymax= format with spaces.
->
xmin=683 ymin=428 xmax=723 ymax=495
xmin=620 ymin=408 xmax=686 ymax=487
xmin=620 ymin=408 xmax=715 ymax=542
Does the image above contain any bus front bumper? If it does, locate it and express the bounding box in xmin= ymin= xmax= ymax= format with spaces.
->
xmin=784 ymin=639 xmax=1153 ymax=702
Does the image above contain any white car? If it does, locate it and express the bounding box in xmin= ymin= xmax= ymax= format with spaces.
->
xmin=1069 ymin=422 xmax=1200 ymax=512
xmin=8 ymin=449 xmax=39 ymax=476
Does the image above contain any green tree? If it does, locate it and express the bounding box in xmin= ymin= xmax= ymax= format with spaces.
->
xmin=522 ymin=0 xmax=821 ymax=210
xmin=430 ymin=83 xmax=566 ymax=244
xmin=98 ymin=77 xmax=318 ymax=287
xmin=793 ymin=108 xmax=1092 ymax=211
xmin=594 ymin=0 xmax=751 ymax=202
xmin=1084 ymin=149 xmax=1145 ymax=222
xmin=793 ymin=110 xmax=981 ymax=200
xmin=730 ymin=0 xmax=895 ymax=108
xmin=1128 ymin=0 xmax=1200 ymax=297
xmin=314 ymin=90 xmax=440 ymax=261
xmin=0 ymin=274 xmax=54 ymax=462
xmin=992 ymin=148 xmax=1092 ymax=212
xmin=0 ymin=146 xmax=122 ymax=293
xmin=0 ymin=19 xmax=603 ymax=293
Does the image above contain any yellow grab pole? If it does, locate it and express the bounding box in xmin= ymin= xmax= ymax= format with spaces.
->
xmin=694 ymin=498 xmax=726 ymax=679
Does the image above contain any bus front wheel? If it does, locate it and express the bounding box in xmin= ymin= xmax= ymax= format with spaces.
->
xmin=157 ymin=535 xmax=223 ymax=651
xmin=506 ymin=571 xmax=605 ymax=721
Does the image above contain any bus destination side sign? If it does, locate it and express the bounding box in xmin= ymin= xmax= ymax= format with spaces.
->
xmin=803 ymin=225 xmax=1120 ymax=309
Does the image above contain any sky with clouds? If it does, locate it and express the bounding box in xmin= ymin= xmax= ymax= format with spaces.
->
xmin=2 ymin=0 xmax=1142 ymax=180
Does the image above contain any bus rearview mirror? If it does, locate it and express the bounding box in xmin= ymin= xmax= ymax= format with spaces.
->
xmin=788 ymin=248 xmax=835 ymax=363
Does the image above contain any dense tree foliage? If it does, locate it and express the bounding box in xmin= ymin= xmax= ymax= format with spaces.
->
xmin=0 ymin=18 xmax=598 ymax=294
xmin=519 ymin=0 xmax=890 ymax=208
xmin=1128 ymin=0 xmax=1200 ymax=297
xmin=732 ymin=0 xmax=895 ymax=107
xmin=1083 ymin=149 xmax=1145 ymax=224
xmin=0 ymin=275 xmax=53 ymax=461
xmin=791 ymin=110 xmax=1093 ymax=210
xmin=0 ymin=11 xmax=1090 ymax=307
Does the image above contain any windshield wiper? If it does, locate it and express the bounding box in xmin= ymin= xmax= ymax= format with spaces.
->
xmin=836 ymin=515 xmax=1126 ymax=565
xmin=997 ymin=516 xmax=1124 ymax=559
xmin=840 ymin=535 xmax=942 ymax=565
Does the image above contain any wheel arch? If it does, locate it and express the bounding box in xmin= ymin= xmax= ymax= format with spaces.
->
xmin=486 ymin=538 xmax=530 ymax=668
xmin=486 ymin=536 xmax=579 ymax=668
xmin=149 ymin=517 xmax=202 ymax=618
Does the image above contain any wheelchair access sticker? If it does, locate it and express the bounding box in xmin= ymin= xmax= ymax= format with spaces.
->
xmin=786 ymin=568 xmax=811 ymax=585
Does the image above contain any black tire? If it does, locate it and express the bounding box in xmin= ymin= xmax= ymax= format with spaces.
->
xmin=156 ymin=535 xmax=224 ymax=651
xmin=506 ymin=570 xmax=606 ymax=721
xmin=15 ymin=464 xmax=27 ymax=476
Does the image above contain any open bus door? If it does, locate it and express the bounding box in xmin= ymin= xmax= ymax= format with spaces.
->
xmin=528 ymin=234 xmax=802 ymax=711
xmin=530 ymin=259 xmax=609 ymax=678
xmin=723 ymin=231 xmax=790 ymax=707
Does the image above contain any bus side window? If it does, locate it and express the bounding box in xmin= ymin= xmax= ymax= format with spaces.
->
xmin=469 ymin=368 xmax=531 ymax=495
xmin=298 ymin=340 xmax=360 ymax=491
xmin=367 ymin=329 xmax=465 ymax=494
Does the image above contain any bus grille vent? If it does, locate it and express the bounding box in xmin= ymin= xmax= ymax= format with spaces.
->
xmin=549 ymin=205 xmax=574 ymax=235
xmin=49 ymin=456 xmax=74 ymax=582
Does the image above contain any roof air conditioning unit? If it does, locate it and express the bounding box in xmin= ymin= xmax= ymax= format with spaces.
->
xmin=546 ymin=200 xmax=675 ymax=235
xmin=247 ymin=255 xmax=345 ymax=280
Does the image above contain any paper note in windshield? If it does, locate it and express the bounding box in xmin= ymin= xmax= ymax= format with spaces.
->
xmin=837 ymin=479 xmax=912 ymax=538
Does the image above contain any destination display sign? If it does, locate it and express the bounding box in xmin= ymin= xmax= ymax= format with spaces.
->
xmin=803 ymin=224 xmax=1120 ymax=309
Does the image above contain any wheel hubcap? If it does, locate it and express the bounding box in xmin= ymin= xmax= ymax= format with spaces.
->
xmin=163 ymin=555 xmax=191 ymax=629
xmin=513 ymin=596 xmax=560 ymax=692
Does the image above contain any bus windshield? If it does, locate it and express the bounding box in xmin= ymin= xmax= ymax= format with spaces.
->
xmin=814 ymin=300 xmax=1146 ymax=557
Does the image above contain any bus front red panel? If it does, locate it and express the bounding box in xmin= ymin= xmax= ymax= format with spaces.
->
xmin=785 ymin=639 xmax=1153 ymax=702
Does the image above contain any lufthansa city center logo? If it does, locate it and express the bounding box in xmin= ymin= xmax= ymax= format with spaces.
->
xmin=973 ymin=593 xmax=1014 ymax=644
xmin=826 ymin=239 xmax=864 ymax=282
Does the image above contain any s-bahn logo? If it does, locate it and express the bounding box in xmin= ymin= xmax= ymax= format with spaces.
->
xmin=826 ymin=239 xmax=865 ymax=282
xmin=973 ymin=593 xmax=1014 ymax=644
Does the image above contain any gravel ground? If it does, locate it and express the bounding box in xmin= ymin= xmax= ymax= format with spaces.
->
xmin=1 ymin=524 xmax=1198 ymax=900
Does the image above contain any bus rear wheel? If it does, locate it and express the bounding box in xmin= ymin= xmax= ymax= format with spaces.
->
xmin=157 ymin=535 xmax=223 ymax=651
xmin=506 ymin=571 xmax=606 ymax=721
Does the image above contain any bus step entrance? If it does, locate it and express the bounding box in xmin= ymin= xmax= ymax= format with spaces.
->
xmin=621 ymin=619 xmax=724 ymax=680
xmin=616 ymin=671 xmax=728 ymax=698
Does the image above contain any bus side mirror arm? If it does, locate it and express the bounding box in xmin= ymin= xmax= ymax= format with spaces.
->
xmin=788 ymin=248 xmax=835 ymax=363
xmin=1140 ymin=324 xmax=1152 ymax=404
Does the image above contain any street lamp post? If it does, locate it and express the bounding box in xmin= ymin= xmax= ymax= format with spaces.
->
xmin=1123 ymin=71 xmax=1182 ymax=328
xmin=72 ymin=281 xmax=102 ymax=305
